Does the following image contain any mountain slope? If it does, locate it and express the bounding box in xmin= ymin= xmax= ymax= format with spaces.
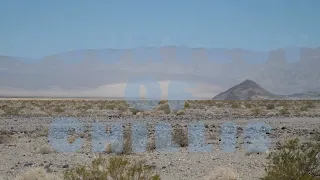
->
xmin=212 ymin=79 xmax=279 ymax=100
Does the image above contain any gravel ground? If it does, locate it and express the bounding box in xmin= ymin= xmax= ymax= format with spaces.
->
xmin=0 ymin=115 xmax=319 ymax=180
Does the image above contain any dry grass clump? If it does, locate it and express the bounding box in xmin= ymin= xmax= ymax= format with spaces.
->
xmin=15 ymin=167 xmax=62 ymax=180
xmin=204 ymin=166 xmax=238 ymax=180
xmin=261 ymin=138 xmax=320 ymax=180
xmin=63 ymin=155 xmax=160 ymax=180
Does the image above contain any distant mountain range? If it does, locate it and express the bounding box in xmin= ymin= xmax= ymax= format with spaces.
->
xmin=213 ymin=79 xmax=320 ymax=100
xmin=1 ymin=46 xmax=320 ymax=99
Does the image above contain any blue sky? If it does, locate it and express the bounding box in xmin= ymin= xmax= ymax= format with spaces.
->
xmin=0 ymin=0 xmax=319 ymax=58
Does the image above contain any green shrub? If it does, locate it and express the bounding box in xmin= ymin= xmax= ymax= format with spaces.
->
xmin=64 ymin=156 xmax=161 ymax=180
xmin=184 ymin=101 xmax=190 ymax=109
xmin=261 ymin=138 xmax=320 ymax=180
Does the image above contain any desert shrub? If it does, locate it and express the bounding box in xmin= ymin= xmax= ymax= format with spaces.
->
xmin=158 ymin=100 xmax=167 ymax=105
xmin=204 ymin=166 xmax=238 ymax=180
xmin=15 ymin=167 xmax=62 ymax=180
xmin=216 ymin=103 xmax=223 ymax=108
xmin=130 ymin=108 xmax=141 ymax=115
xmin=36 ymin=144 xmax=53 ymax=154
xmin=245 ymin=103 xmax=252 ymax=108
xmin=0 ymin=131 xmax=13 ymax=144
xmin=67 ymin=136 xmax=77 ymax=144
xmin=306 ymin=101 xmax=316 ymax=108
xmin=266 ymin=104 xmax=275 ymax=110
xmin=312 ymin=134 xmax=320 ymax=142
xmin=117 ymin=105 xmax=127 ymax=112
xmin=261 ymin=138 xmax=320 ymax=180
xmin=104 ymin=131 xmax=132 ymax=155
xmin=184 ymin=101 xmax=190 ymax=109
xmin=176 ymin=110 xmax=185 ymax=116
xmin=53 ymin=106 xmax=65 ymax=113
xmin=231 ymin=102 xmax=240 ymax=109
xmin=300 ymin=106 xmax=309 ymax=112
xmin=252 ymin=108 xmax=261 ymax=116
xmin=0 ymin=130 xmax=14 ymax=144
xmin=121 ymin=130 xmax=132 ymax=155
xmin=157 ymin=104 xmax=170 ymax=114
xmin=172 ymin=128 xmax=188 ymax=147
xmin=63 ymin=156 xmax=160 ymax=180
xmin=146 ymin=137 xmax=156 ymax=152
xmin=279 ymin=108 xmax=289 ymax=115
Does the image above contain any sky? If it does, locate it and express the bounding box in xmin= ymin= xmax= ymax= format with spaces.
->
xmin=0 ymin=0 xmax=319 ymax=58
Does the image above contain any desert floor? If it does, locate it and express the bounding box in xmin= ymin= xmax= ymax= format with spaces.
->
xmin=0 ymin=100 xmax=319 ymax=180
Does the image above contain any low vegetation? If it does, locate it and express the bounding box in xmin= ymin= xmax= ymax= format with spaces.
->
xmin=261 ymin=138 xmax=320 ymax=180
xmin=172 ymin=127 xmax=188 ymax=147
xmin=0 ymin=100 xmax=320 ymax=117
xmin=63 ymin=156 xmax=160 ymax=180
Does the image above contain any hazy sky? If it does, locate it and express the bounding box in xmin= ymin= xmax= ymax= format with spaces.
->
xmin=0 ymin=0 xmax=319 ymax=58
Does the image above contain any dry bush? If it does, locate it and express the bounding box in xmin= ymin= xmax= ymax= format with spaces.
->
xmin=36 ymin=144 xmax=53 ymax=154
xmin=67 ymin=136 xmax=77 ymax=144
xmin=266 ymin=104 xmax=275 ymax=110
xmin=63 ymin=155 xmax=160 ymax=180
xmin=157 ymin=104 xmax=171 ymax=114
xmin=146 ymin=137 xmax=156 ymax=152
xmin=117 ymin=105 xmax=128 ymax=112
xmin=252 ymin=108 xmax=262 ymax=116
xmin=184 ymin=101 xmax=190 ymax=109
xmin=15 ymin=167 xmax=62 ymax=180
xmin=204 ymin=166 xmax=238 ymax=180
xmin=261 ymin=138 xmax=320 ymax=180
xmin=158 ymin=100 xmax=168 ymax=105
xmin=105 ymin=143 xmax=112 ymax=154
xmin=53 ymin=106 xmax=65 ymax=113
xmin=104 ymin=131 xmax=132 ymax=155
xmin=121 ymin=130 xmax=133 ymax=155
xmin=0 ymin=130 xmax=14 ymax=144
xmin=279 ymin=107 xmax=289 ymax=115
xmin=244 ymin=102 xmax=252 ymax=108
xmin=306 ymin=101 xmax=316 ymax=108
xmin=176 ymin=110 xmax=185 ymax=116
xmin=231 ymin=102 xmax=240 ymax=109
xmin=172 ymin=128 xmax=188 ymax=147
